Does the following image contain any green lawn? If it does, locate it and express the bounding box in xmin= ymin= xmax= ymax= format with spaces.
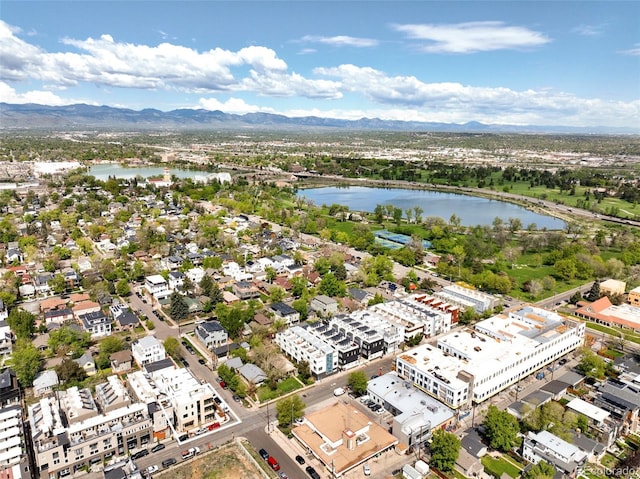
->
xmin=257 ymin=377 xmax=303 ymax=402
xmin=481 ymin=455 xmax=521 ymax=478
xmin=586 ymin=322 xmax=640 ymax=345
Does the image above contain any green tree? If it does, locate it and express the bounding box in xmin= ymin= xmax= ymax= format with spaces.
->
xmin=276 ymin=395 xmax=306 ymax=428
xmin=319 ymin=272 xmax=346 ymax=297
xmin=483 ymin=405 xmax=520 ymax=452
xmin=48 ymin=327 xmax=91 ymax=357
xmin=115 ymin=279 xmax=131 ymax=297
xmin=9 ymin=339 xmax=42 ymax=386
xmin=577 ymin=348 xmax=606 ymax=379
xmin=290 ymin=276 xmax=308 ymax=298
xmin=292 ymin=298 xmax=309 ymax=321
xmin=269 ymin=286 xmax=286 ymax=303
xmin=169 ymin=292 xmax=189 ymax=321
xmin=297 ymin=360 xmax=312 ymax=383
xmin=522 ymin=461 xmax=555 ymax=479
xmin=347 ymin=371 xmax=368 ymax=396
xmin=429 ymin=429 xmax=460 ymax=472
xmin=209 ymin=283 xmax=223 ymax=305
xmin=199 ymin=274 xmax=214 ymax=297
xmin=50 ymin=274 xmax=67 ymax=295
xmin=216 ymin=303 xmax=246 ymax=339
xmin=7 ymin=308 xmax=36 ymax=340
xmin=56 ymin=357 xmax=87 ymax=385
xmin=163 ymin=337 xmax=181 ymax=359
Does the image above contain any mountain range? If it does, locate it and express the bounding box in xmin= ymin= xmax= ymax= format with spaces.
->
xmin=0 ymin=103 xmax=636 ymax=134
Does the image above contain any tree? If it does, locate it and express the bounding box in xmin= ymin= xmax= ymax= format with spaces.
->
xmin=292 ymin=298 xmax=308 ymax=321
xmin=216 ymin=303 xmax=245 ymax=339
xmin=522 ymin=461 xmax=555 ymax=479
xmin=163 ymin=336 xmax=181 ymax=359
xmin=347 ymin=371 xmax=368 ymax=396
xmin=429 ymin=429 xmax=460 ymax=472
xmin=209 ymin=283 xmax=223 ymax=305
xmin=482 ymin=405 xmax=520 ymax=452
xmin=298 ymin=360 xmax=312 ymax=383
xmin=586 ymin=281 xmax=602 ymax=301
xmin=199 ymin=274 xmax=214 ymax=297
xmin=276 ymin=395 xmax=306 ymax=428
xmin=7 ymin=308 xmax=36 ymax=340
xmin=169 ymin=292 xmax=189 ymax=321
xmin=48 ymin=326 xmax=91 ymax=356
xmin=9 ymin=339 xmax=42 ymax=386
xmin=56 ymin=357 xmax=87 ymax=385
xmin=319 ymin=272 xmax=346 ymax=297
xmin=50 ymin=274 xmax=67 ymax=295
xmin=577 ymin=348 xmax=606 ymax=379
xmin=115 ymin=279 xmax=131 ymax=297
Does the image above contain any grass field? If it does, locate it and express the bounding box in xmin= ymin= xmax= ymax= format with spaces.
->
xmin=481 ymin=455 xmax=522 ymax=478
xmin=586 ymin=322 xmax=640 ymax=346
xmin=257 ymin=376 xmax=303 ymax=402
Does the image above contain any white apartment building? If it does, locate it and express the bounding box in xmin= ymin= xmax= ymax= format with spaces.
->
xmin=370 ymin=294 xmax=457 ymax=341
xmin=275 ymin=326 xmax=337 ymax=378
xmin=435 ymin=284 xmax=498 ymax=313
xmin=0 ymin=320 xmax=13 ymax=362
xmin=522 ymin=430 xmax=587 ymax=477
xmin=395 ymin=306 xmax=585 ymax=408
xmin=131 ymin=336 xmax=166 ymax=366
xmin=0 ymin=405 xmax=27 ymax=477
xmin=29 ymin=386 xmax=152 ymax=479
xmin=341 ymin=310 xmax=403 ymax=353
xmin=144 ymin=275 xmax=170 ymax=300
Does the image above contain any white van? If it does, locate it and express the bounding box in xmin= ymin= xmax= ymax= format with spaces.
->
xmin=333 ymin=387 xmax=345 ymax=396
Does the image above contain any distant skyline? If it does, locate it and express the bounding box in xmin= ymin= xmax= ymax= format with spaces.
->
xmin=1 ymin=1 xmax=639 ymax=128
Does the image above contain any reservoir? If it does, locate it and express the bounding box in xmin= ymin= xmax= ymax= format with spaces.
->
xmin=88 ymin=164 xmax=212 ymax=181
xmin=297 ymin=186 xmax=566 ymax=229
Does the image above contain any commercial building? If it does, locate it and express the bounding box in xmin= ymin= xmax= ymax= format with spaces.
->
xmin=575 ymin=297 xmax=640 ymax=332
xmin=628 ymin=285 xmax=640 ymax=307
xmin=395 ymin=305 xmax=585 ymax=408
xmin=367 ymin=372 xmax=455 ymax=449
xmin=292 ymin=402 xmax=398 ymax=477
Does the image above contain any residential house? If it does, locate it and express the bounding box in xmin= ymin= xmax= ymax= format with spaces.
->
xmin=348 ymin=287 xmax=372 ymax=306
xmin=0 ymin=300 xmax=7 ymax=321
xmin=74 ymin=353 xmax=97 ymax=376
xmin=195 ymin=321 xmax=228 ymax=351
xmin=238 ymin=363 xmax=268 ymax=385
xmin=522 ymin=430 xmax=588 ymax=477
xmin=106 ymin=351 xmax=132 ymax=375
xmin=270 ymin=302 xmax=300 ymax=326
xmin=72 ymin=301 xmax=101 ymax=320
xmin=79 ymin=311 xmax=112 ymax=338
xmin=34 ymin=273 xmax=53 ymax=295
xmin=33 ymin=370 xmax=59 ymax=397
xmin=0 ymin=369 xmax=20 ymax=407
xmin=131 ymin=336 xmax=166 ymax=366
xmin=145 ymin=274 xmax=170 ymax=300
xmin=44 ymin=307 xmax=73 ymax=326
xmin=232 ymin=280 xmax=261 ymax=300
xmin=186 ymin=267 xmax=205 ymax=285
xmin=0 ymin=321 xmax=12 ymax=362
xmin=310 ymin=295 xmax=339 ymax=317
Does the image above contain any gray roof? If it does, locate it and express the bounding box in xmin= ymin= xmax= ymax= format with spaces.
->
xmin=270 ymin=302 xmax=297 ymax=316
xmin=197 ymin=321 xmax=226 ymax=334
xmin=238 ymin=363 xmax=267 ymax=383
xmin=144 ymin=358 xmax=174 ymax=374
xmin=226 ymin=357 xmax=244 ymax=370
xmin=541 ymin=379 xmax=570 ymax=395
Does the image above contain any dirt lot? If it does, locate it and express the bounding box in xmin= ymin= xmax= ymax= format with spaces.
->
xmin=155 ymin=441 xmax=265 ymax=479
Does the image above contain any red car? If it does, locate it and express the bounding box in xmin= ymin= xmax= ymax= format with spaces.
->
xmin=268 ymin=456 xmax=280 ymax=471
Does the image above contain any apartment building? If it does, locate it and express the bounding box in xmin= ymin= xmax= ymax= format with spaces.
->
xmin=29 ymin=386 xmax=152 ymax=479
xmin=434 ymin=284 xmax=498 ymax=313
xmin=522 ymin=430 xmax=587 ymax=477
xmin=395 ymin=306 xmax=585 ymax=408
xmin=275 ymin=326 xmax=337 ymax=378
xmin=369 ymin=294 xmax=457 ymax=341
xmin=131 ymin=336 xmax=166 ymax=366
xmin=0 ymin=405 xmax=30 ymax=479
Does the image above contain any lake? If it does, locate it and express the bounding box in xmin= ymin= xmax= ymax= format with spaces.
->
xmin=297 ymin=186 xmax=566 ymax=229
xmin=88 ymin=164 xmax=212 ymax=181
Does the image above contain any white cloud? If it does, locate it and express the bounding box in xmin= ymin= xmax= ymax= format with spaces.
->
xmin=572 ymin=24 xmax=607 ymax=36
xmin=0 ymin=81 xmax=82 ymax=105
xmin=197 ymin=97 xmax=276 ymax=114
xmin=313 ymin=64 xmax=640 ymax=127
xmin=392 ymin=21 xmax=550 ymax=53
xmin=620 ymin=43 xmax=640 ymax=56
xmin=301 ymin=35 xmax=378 ymax=48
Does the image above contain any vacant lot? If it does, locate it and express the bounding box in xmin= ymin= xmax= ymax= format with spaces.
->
xmin=155 ymin=442 xmax=264 ymax=479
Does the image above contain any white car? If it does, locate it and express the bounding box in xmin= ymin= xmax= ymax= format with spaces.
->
xmin=363 ymin=464 xmax=371 ymax=476
xmin=147 ymin=465 xmax=158 ymax=474
xmin=333 ymin=387 xmax=345 ymax=396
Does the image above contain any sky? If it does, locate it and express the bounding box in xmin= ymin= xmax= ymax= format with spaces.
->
xmin=1 ymin=1 xmax=639 ymax=128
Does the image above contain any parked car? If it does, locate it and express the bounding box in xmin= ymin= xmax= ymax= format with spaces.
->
xmin=147 ymin=465 xmax=159 ymax=474
xmin=232 ymin=394 xmax=241 ymax=402
xmin=131 ymin=449 xmax=148 ymax=460
xmin=198 ymin=358 xmax=206 ymax=365
xmin=259 ymin=448 xmax=269 ymax=461
xmin=268 ymin=456 xmax=280 ymax=471
xmin=333 ymin=387 xmax=345 ymax=396
xmin=150 ymin=443 xmax=165 ymax=453
xmin=295 ymin=455 xmax=306 ymax=465
xmin=305 ymin=466 xmax=321 ymax=479
xmin=559 ymin=358 xmax=568 ymax=365
xmin=363 ymin=464 xmax=371 ymax=476
xmin=279 ymin=473 xmax=288 ymax=479
xmin=162 ymin=458 xmax=177 ymax=468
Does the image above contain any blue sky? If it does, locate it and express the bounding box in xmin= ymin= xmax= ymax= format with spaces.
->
xmin=1 ymin=1 xmax=639 ymax=128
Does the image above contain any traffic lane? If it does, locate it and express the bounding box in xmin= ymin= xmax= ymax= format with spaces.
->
xmin=246 ymin=427 xmax=307 ymax=479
